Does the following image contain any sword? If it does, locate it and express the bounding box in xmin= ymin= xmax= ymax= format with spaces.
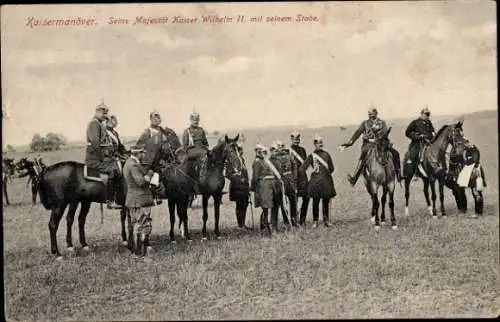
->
xmin=249 ymin=193 xmax=255 ymax=229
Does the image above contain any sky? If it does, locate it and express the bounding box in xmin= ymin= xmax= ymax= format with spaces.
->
xmin=1 ymin=1 xmax=497 ymax=146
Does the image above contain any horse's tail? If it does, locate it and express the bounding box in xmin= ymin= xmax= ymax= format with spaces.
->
xmin=38 ymin=170 xmax=52 ymax=210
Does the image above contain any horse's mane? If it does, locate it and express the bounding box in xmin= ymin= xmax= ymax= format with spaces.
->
xmin=431 ymin=125 xmax=449 ymax=143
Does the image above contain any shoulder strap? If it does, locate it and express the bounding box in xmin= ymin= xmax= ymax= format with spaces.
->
xmin=290 ymin=148 xmax=304 ymax=164
xmin=187 ymin=129 xmax=194 ymax=146
xmin=312 ymin=152 xmax=329 ymax=169
xmin=264 ymin=159 xmax=282 ymax=180
xmin=106 ymin=129 xmax=119 ymax=145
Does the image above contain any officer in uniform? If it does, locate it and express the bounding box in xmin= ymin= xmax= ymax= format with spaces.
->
xmin=402 ymin=107 xmax=436 ymax=179
xmin=300 ymin=136 xmax=336 ymax=228
xmin=341 ymin=107 xmax=402 ymax=186
xmin=182 ymin=112 xmax=209 ymax=191
xmin=289 ymin=131 xmax=309 ymax=226
xmin=272 ymin=140 xmax=298 ymax=227
xmin=105 ymin=115 xmax=130 ymax=208
xmin=85 ymin=102 xmax=118 ymax=209
xmin=250 ymin=144 xmax=282 ymax=235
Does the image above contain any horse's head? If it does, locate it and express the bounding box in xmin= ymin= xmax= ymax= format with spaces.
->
xmin=3 ymin=157 xmax=16 ymax=175
xmin=440 ymin=121 xmax=466 ymax=155
xmin=15 ymin=157 xmax=38 ymax=176
xmin=222 ymin=134 xmax=246 ymax=178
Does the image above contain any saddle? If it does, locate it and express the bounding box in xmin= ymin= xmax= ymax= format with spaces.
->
xmin=83 ymin=166 xmax=108 ymax=184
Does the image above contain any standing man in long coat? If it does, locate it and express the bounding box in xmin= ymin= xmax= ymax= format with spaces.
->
xmin=289 ymin=131 xmax=309 ymax=226
xmin=300 ymin=136 xmax=336 ymax=228
xmin=226 ymin=141 xmax=250 ymax=229
xmin=250 ymin=144 xmax=283 ymax=235
xmin=85 ymin=102 xmax=117 ymax=209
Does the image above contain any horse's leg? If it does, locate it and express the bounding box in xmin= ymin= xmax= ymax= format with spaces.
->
xmin=471 ymin=187 xmax=483 ymax=217
xmin=380 ymin=187 xmax=387 ymax=224
xmin=290 ymin=194 xmax=298 ymax=227
xmin=3 ymin=179 xmax=9 ymax=205
xmin=429 ymin=178 xmax=437 ymax=217
xmin=404 ymin=175 xmax=412 ymax=216
xmin=77 ymin=201 xmax=92 ymax=249
xmin=65 ymin=202 xmax=79 ymax=251
xmin=438 ymin=177 xmax=446 ymax=217
xmin=214 ymin=193 xmax=223 ymax=239
xmin=388 ymin=182 xmax=396 ymax=229
xmin=168 ymin=199 xmax=177 ymax=243
xmin=120 ymin=208 xmax=128 ymax=245
xmin=201 ymin=194 xmax=209 ymax=240
xmin=423 ymin=179 xmax=432 ymax=215
xmin=371 ymin=187 xmax=380 ymax=230
xmin=127 ymin=209 xmax=133 ymax=251
xmin=180 ymin=196 xmax=192 ymax=242
xmin=31 ymin=182 xmax=37 ymax=205
xmin=48 ymin=203 xmax=68 ymax=258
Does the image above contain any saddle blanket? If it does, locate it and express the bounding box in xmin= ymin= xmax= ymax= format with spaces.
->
xmin=83 ymin=165 xmax=104 ymax=182
xmin=457 ymin=164 xmax=474 ymax=188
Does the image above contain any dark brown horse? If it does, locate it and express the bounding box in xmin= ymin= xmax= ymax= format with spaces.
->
xmin=403 ymin=121 xmax=465 ymax=218
xmin=15 ymin=157 xmax=45 ymax=205
xmin=2 ymin=157 xmax=16 ymax=205
xmin=363 ymin=127 xmax=397 ymax=229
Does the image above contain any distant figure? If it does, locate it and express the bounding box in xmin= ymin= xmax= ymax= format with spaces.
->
xmin=182 ymin=111 xmax=209 ymax=193
xmin=289 ymin=131 xmax=309 ymax=226
xmin=300 ymin=136 xmax=336 ymax=228
xmin=402 ymin=107 xmax=438 ymax=179
xmin=84 ymin=102 xmax=117 ymax=209
xmin=341 ymin=107 xmax=401 ymax=186
xmin=123 ymin=144 xmax=155 ymax=258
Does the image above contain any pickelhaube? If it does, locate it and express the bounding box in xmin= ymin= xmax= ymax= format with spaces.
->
xmin=421 ymin=106 xmax=431 ymax=115
xmin=95 ymin=102 xmax=109 ymax=112
xmin=290 ymin=131 xmax=300 ymax=139
xmin=313 ymin=135 xmax=323 ymax=144
xmin=190 ymin=112 xmax=200 ymax=120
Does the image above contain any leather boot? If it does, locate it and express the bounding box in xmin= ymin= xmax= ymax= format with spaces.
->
xmin=347 ymin=159 xmax=364 ymax=186
xmin=135 ymin=233 xmax=143 ymax=256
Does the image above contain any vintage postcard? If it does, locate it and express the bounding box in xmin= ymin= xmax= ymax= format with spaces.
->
xmin=2 ymin=2 xmax=498 ymax=320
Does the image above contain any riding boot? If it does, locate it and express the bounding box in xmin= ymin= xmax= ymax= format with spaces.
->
xmin=106 ymin=180 xmax=120 ymax=209
xmin=299 ymin=197 xmax=309 ymax=225
xmin=135 ymin=233 xmax=143 ymax=256
xmin=347 ymin=159 xmax=364 ymax=186
xmin=322 ymin=198 xmax=331 ymax=227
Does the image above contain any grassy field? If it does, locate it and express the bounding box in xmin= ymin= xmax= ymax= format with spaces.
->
xmin=3 ymin=110 xmax=499 ymax=320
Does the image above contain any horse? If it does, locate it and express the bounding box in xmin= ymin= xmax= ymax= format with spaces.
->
xmin=403 ymin=121 xmax=465 ymax=218
xmin=15 ymin=157 xmax=45 ymax=205
xmin=363 ymin=127 xmax=397 ymax=230
xmin=199 ymin=134 xmax=240 ymax=240
xmin=2 ymin=157 xmax=16 ymax=205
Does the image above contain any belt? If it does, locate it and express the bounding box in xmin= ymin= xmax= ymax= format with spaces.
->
xmin=262 ymin=175 xmax=275 ymax=180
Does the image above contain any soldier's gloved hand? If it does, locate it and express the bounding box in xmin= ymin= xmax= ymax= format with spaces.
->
xmin=147 ymin=169 xmax=154 ymax=177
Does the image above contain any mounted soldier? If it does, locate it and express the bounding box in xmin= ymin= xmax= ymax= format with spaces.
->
xmin=300 ymin=136 xmax=336 ymax=228
xmin=136 ymin=110 xmax=169 ymax=171
xmin=182 ymin=111 xmax=209 ymax=193
xmin=84 ymin=101 xmax=118 ymax=209
xmin=341 ymin=106 xmax=402 ymax=186
xmin=289 ymin=131 xmax=309 ymax=226
xmin=402 ymin=107 xmax=437 ymax=179
xmin=105 ymin=115 xmax=130 ymax=208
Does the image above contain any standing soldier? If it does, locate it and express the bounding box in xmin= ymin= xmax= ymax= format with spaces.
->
xmin=402 ymin=107 xmax=438 ymax=178
xmin=250 ymin=144 xmax=283 ymax=235
xmin=226 ymin=141 xmax=250 ymax=230
xmin=341 ymin=106 xmax=402 ymax=186
xmin=85 ymin=101 xmax=117 ymax=209
xmin=182 ymin=111 xmax=209 ymax=193
xmin=105 ymin=115 xmax=130 ymax=208
xmin=289 ymin=131 xmax=309 ymax=226
xmin=123 ymin=144 xmax=156 ymax=258
xmin=300 ymin=136 xmax=336 ymax=228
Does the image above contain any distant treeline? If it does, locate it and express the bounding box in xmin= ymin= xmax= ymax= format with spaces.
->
xmin=30 ymin=133 xmax=68 ymax=152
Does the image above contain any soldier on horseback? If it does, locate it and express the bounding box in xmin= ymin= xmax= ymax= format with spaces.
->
xmin=182 ymin=111 xmax=209 ymax=193
xmin=341 ymin=107 xmax=402 ymax=186
xmin=104 ymin=115 xmax=129 ymax=208
xmin=85 ymin=102 xmax=119 ymax=209
xmin=402 ymin=107 xmax=437 ymax=179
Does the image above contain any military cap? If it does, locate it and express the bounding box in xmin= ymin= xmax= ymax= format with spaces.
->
xmin=290 ymin=131 xmax=301 ymax=139
xmin=95 ymin=102 xmax=109 ymax=112
xmin=421 ymin=107 xmax=431 ymax=115
xmin=313 ymin=135 xmax=323 ymax=144
xmin=130 ymin=144 xmax=145 ymax=153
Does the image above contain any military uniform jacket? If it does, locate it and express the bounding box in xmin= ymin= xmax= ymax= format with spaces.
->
xmin=182 ymin=125 xmax=209 ymax=151
xmin=226 ymin=160 xmax=250 ymax=202
xmin=301 ymin=149 xmax=336 ymax=199
xmin=123 ymin=156 xmax=154 ymax=208
xmin=106 ymin=128 xmax=128 ymax=160
xmin=85 ymin=117 xmax=112 ymax=169
xmin=250 ymin=157 xmax=281 ymax=208
xmin=405 ymin=118 xmax=436 ymax=142
xmin=290 ymin=145 xmax=308 ymax=196
xmin=271 ymin=149 xmax=297 ymax=196
xmin=136 ymin=126 xmax=170 ymax=170
xmin=349 ymin=118 xmax=388 ymax=145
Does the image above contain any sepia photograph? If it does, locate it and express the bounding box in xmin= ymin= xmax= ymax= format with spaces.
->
xmin=2 ymin=1 xmax=498 ymax=320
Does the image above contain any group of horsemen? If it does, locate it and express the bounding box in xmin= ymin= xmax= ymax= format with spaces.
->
xmin=83 ymin=102 xmax=485 ymax=243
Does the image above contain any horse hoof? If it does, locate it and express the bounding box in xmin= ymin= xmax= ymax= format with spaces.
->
xmin=374 ymin=226 xmax=380 ymax=232
xmin=216 ymin=236 xmax=222 ymax=240
xmin=428 ymin=207 xmax=433 ymax=215
xmin=122 ymin=241 xmax=128 ymax=246
xmin=187 ymin=239 xmax=193 ymax=243
xmin=404 ymin=207 xmax=409 ymax=216
xmin=370 ymin=216 xmax=375 ymax=223
xmin=82 ymin=246 xmax=90 ymax=251
xmin=147 ymin=246 xmax=153 ymax=252
xmin=469 ymin=214 xmax=478 ymax=219
xmin=432 ymin=216 xmax=438 ymax=220
xmin=171 ymin=240 xmax=177 ymax=244
xmin=56 ymin=256 xmax=63 ymax=261
xmin=392 ymin=225 xmax=398 ymax=230
xmin=67 ymin=247 xmax=74 ymax=252
xmin=380 ymin=221 xmax=386 ymax=226
xmin=201 ymin=237 xmax=207 ymax=242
